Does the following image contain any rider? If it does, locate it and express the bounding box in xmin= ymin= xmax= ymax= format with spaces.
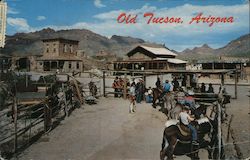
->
xmin=179 ymin=105 xmax=199 ymax=145
xmin=159 ymin=80 xmax=171 ymax=100
xmin=155 ymin=77 xmax=162 ymax=89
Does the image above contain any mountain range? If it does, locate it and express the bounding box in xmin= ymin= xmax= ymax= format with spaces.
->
xmin=178 ymin=34 xmax=250 ymax=60
xmin=1 ymin=28 xmax=249 ymax=60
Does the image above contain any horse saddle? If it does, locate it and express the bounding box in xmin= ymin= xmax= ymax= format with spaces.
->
xmin=177 ymin=124 xmax=191 ymax=136
xmin=164 ymin=120 xmax=191 ymax=137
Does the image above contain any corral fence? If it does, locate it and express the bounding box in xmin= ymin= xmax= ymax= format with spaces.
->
xmin=0 ymin=74 xmax=84 ymax=159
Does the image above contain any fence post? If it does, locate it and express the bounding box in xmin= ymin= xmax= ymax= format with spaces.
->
xmin=234 ymin=70 xmax=238 ymax=99
xmin=103 ymin=71 xmax=106 ymax=97
xmin=44 ymin=101 xmax=48 ymax=133
xmin=13 ymin=97 xmax=17 ymax=153
xmin=217 ymin=102 xmax=222 ymax=160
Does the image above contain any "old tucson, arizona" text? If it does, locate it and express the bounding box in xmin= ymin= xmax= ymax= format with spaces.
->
xmin=116 ymin=12 xmax=234 ymax=27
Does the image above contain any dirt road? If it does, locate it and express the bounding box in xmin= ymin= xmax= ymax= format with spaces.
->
xmin=13 ymin=97 xmax=209 ymax=160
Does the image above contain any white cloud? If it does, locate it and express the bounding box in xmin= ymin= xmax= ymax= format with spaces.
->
xmin=94 ymin=0 xmax=106 ymax=8
xmin=7 ymin=7 xmax=19 ymax=14
xmin=37 ymin=16 xmax=46 ymax=21
xmin=7 ymin=3 xmax=249 ymax=51
xmin=7 ymin=17 xmax=33 ymax=32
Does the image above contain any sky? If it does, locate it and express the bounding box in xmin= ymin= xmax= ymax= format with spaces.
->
xmin=5 ymin=0 xmax=250 ymax=51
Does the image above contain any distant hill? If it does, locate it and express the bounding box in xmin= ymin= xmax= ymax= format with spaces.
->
xmin=178 ymin=33 xmax=250 ymax=60
xmin=216 ymin=34 xmax=250 ymax=57
xmin=1 ymin=28 xmax=249 ymax=61
xmin=0 ymin=28 xmax=160 ymax=57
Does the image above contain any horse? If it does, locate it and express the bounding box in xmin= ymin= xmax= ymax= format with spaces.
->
xmin=152 ymin=88 xmax=175 ymax=118
xmin=152 ymin=88 xmax=163 ymax=108
xmin=160 ymin=117 xmax=223 ymax=160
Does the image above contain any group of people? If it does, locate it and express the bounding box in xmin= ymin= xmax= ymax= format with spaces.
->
xmin=128 ymin=78 xmax=146 ymax=113
xmin=112 ymin=77 xmax=125 ymax=98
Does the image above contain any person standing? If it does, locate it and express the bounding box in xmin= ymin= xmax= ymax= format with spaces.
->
xmin=155 ymin=77 xmax=161 ymax=89
xmin=207 ymin=83 xmax=214 ymax=93
xmin=112 ymin=77 xmax=119 ymax=98
xmin=135 ymin=79 xmax=143 ymax=103
xmin=200 ymin=83 xmax=206 ymax=93
xmin=129 ymin=82 xmax=136 ymax=113
xmin=172 ymin=77 xmax=179 ymax=91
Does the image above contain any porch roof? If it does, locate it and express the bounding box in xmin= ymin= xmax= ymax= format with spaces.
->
xmin=37 ymin=55 xmax=82 ymax=61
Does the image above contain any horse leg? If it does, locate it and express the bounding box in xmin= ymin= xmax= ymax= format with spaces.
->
xmin=160 ymin=136 xmax=168 ymax=160
xmin=165 ymin=137 xmax=177 ymax=160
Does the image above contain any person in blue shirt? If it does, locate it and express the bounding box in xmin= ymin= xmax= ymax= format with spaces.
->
xmin=159 ymin=80 xmax=171 ymax=100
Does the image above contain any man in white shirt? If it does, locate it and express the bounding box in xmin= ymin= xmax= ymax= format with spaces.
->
xmin=179 ymin=106 xmax=198 ymax=145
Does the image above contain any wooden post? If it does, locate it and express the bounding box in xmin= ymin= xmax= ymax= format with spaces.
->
xmin=221 ymin=74 xmax=224 ymax=86
xmin=103 ymin=71 xmax=106 ymax=97
xmin=226 ymin=115 xmax=234 ymax=142
xmin=44 ymin=103 xmax=48 ymax=132
xmin=123 ymin=73 xmax=127 ymax=99
xmin=13 ymin=97 xmax=18 ymax=153
xmin=217 ymin=102 xmax=222 ymax=160
xmin=234 ymin=70 xmax=238 ymax=99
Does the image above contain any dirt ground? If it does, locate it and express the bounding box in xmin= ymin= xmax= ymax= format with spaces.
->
xmin=8 ymin=84 xmax=250 ymax=160
xmin=222 ymin=85 xmax=250 ymax=159
xmin=12 ymin=97 xmax=210 ymax=160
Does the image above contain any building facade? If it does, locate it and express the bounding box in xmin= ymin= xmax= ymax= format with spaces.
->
xmin=113 ymin=45 xmax=187 ymax=71
xmin=37 ymin=38 xmax=83 ymax=73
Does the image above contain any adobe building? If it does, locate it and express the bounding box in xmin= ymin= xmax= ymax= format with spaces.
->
xmin=113 ymin=45 xmax=187 ymax=71
xmin=36 ymin=38 xmax=83 ymax=73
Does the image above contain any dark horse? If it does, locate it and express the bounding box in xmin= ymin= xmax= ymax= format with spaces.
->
xmin=160 ymin=117 xmax=223 ymax=160
xmin=152 ymin=88 xmax=163 ymax=108
xmin=152 ymin=88 xmax=171 ymax=117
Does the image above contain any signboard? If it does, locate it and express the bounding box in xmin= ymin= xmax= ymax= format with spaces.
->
xmin=0 ymin=1 xmax=7 ymax=48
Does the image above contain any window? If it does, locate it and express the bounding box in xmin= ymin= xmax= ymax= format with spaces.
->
xmin=76 ymin=62 xmax=79 ymax=69
xmin=68 ymin=62 xmax=71 ymax=69
xmin=46 ymin=48 xmax=49 ymax=53
xmin=53 ymin=48 xmax=56 ymax=53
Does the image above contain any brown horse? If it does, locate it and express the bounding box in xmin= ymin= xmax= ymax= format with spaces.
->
xmin=160 ymin=117 xmax=222 ymax=160
xmin=152 ymin=88 xmax=162 ymax=108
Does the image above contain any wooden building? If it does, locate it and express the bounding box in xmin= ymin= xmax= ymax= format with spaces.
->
xmin=113 ymin=45 xmax=187 ymax=71
xmin=36 ymin=38 xmax=83 ymax=73
xmin=197 ymin=57 xmax=250 ymax=80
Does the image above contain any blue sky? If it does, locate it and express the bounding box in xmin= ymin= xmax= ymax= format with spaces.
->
xmin=6 ymin=0 xmax=250 ymax=51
